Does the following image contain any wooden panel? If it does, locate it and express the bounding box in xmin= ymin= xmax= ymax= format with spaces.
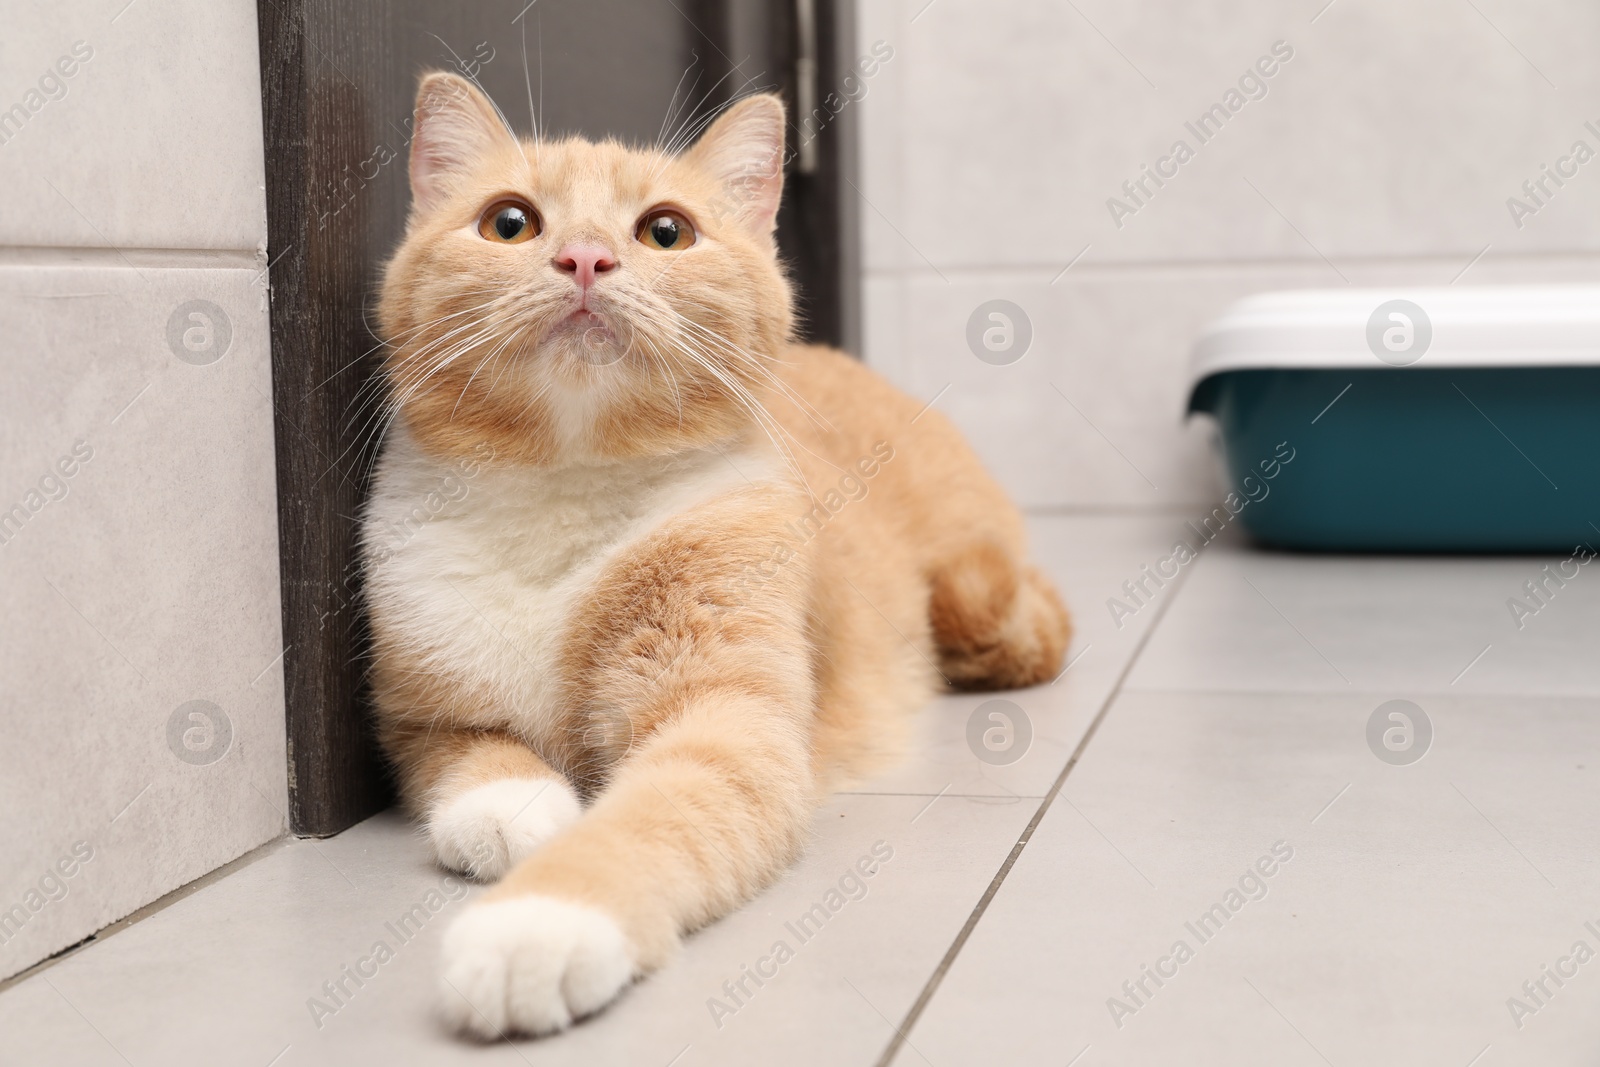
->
xmin=257 ymin=0 xmax=387 ymax=837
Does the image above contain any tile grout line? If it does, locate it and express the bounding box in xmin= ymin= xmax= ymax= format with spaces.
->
xmin=860 ymin=248 xmax=1600 ymax=280
xmin=835 ymin=791 xmax=1049 ymax=800
xmin=0 ymin=246 xmax=264 ymax=270
xmin=873 ymin=563 xmax=1195 ymax=1067
xmin=1020 ymin=504 xmax=1204 ymax=517
xmin=0 ymin=835 xmax=291 ymax=994
xmin=1117 ymin=684 xmax=1542 ymax=700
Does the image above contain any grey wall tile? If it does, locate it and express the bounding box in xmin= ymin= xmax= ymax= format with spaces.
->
xmin=0 ymin=0 xmax=267 ymax=251
xmin=869 ymin=270 xmax=1234 ymax=510
xmin=856 ymin=0 xmax=913 ymax=274
xmin=0 ymin=265 xmax=285 ymax=978
xmin=867 ymin=0 xmax=1600 ymax=269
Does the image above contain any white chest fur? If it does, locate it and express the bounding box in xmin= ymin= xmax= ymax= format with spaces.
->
xmin=361 ymin=429 xmax=771 ymax=743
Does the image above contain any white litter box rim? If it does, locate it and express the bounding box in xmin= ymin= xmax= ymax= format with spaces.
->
xmin=1189 ymin=285 xmax=1600 ymax=386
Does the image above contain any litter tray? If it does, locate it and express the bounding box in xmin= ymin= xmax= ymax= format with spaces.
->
xmin=1186 ymin=286 xmax=1600 ymax=552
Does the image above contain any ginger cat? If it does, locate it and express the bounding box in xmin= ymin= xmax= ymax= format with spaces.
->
xmin=363 ymin=71 xmax=1070 ymax=1038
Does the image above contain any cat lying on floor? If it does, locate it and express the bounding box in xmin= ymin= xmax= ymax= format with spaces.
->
xmin=361 ymin=70 xmax=1070 ymax=1038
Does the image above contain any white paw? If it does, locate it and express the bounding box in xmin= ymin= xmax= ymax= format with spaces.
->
xmin=438 ymin=896 xmax=635 ymax=1037
xmin=428 ymin=778 xmax=581 ymax=882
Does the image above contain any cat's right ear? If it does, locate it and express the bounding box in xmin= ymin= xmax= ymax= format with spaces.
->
xmin=409 ymin=71 xmax=506 ymax=214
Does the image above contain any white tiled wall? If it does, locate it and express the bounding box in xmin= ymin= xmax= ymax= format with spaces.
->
xmin=0 ymin=2 xmax=268 ymax=250
xmin=0 ymin=0 xmax=284 ymax=980
xmin=857 ymin=0 xmax=1600 ymax=509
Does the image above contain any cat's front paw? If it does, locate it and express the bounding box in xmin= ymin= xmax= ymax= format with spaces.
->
xmin=438 ymin=896 xmax=635 ymax=1037
xmin=428 ymin=778 xmax=581 ymax=882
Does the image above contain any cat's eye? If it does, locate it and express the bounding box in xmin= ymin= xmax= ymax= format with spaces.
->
xmin=477 ymin=199 xmax=541 ymax=244
xmin=636 ymin=209 xmax=696 ymax=251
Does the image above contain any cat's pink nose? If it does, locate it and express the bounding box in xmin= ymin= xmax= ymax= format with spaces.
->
xmin=554 ymin=243 xmax=618 ymax=291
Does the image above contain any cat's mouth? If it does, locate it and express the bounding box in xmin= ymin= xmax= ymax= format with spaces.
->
xmin=545 ymin=307 xmax=626 ymax=367
xmin=556 ymin=308 xmax=612 ymax=338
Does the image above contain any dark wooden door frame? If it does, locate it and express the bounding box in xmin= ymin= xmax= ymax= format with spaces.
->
xmin=257 ymin=0 xmax=858 ymax=836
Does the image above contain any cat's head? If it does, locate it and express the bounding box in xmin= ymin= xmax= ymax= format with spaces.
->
xmin=378 ymin=72 xmax=793 ymax=467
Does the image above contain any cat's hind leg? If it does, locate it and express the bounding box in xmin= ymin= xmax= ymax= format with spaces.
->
xmin=928 ymin=540 xmax=1071 ymax=690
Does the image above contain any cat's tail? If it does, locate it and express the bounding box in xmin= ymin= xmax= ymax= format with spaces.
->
xmin=928 ymin=541 xmax=1072 ymax=690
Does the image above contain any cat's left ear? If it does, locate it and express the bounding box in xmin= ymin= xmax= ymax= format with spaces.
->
xmin=684 ymin=94 xmax=787 ymax=236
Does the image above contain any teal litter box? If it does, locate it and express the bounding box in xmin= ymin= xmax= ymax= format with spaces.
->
xmin=1185 ymin=286 xmax=1600 ymax=552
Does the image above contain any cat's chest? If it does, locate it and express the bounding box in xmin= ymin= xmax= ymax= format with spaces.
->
xmin=362 ymin=432 xmax=767 ymax=733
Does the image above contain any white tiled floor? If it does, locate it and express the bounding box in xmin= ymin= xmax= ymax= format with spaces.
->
xmin=4 ymin=513 xmax=1597 ymax=1066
